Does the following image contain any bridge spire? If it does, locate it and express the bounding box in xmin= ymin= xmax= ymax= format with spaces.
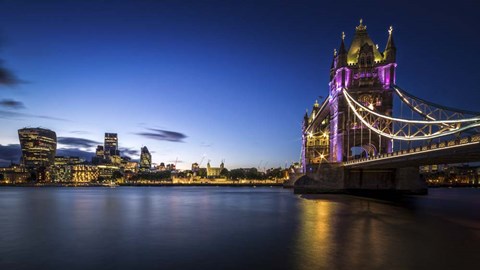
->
xmin=336 ymin=31 xmax=348 ymax=67
xmin=384 ymin=25 xmax=396 ymax=62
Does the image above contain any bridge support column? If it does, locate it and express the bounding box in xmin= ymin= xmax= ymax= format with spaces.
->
xmin=394 ymin=167 xmax=428 ymax=195
xmin=293 ymin=163 xmax=345 ymax=194
xmin=294 ymin=165 xmax=428 ymax=195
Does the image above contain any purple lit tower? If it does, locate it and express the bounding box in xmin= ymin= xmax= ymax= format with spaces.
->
xmin=302 ymin=20 xmax=395 ymax=171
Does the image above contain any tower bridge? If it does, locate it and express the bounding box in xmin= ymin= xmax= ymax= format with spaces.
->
xmin=294 ymin=20 xmax=480 ymax=194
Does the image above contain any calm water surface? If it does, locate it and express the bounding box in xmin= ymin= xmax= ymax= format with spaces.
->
xmin=0 ymin=187 xmax=479 ymax=270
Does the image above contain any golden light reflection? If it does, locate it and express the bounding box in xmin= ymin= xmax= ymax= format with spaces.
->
xmin=293 ymin=197 xmax=391 ymax=269
xmin=294 ymin=198 xmax=335 ymax=270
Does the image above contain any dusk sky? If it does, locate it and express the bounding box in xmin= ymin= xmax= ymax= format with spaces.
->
xmin=0 ymin=0 xmax=479 ymax=169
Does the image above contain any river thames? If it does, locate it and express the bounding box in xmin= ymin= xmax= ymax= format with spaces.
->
xmin=0 ymin=187 xmax=478 ymax=269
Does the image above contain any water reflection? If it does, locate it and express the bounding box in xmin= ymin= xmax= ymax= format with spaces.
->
xmin=0 ymin=187 xmax=479 ymax=270
xmin=292 ymin=192 xmax=480 ymax=270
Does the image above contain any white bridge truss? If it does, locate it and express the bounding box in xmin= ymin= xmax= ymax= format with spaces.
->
xmin=343 ymin=86 xmax=480 ymax=141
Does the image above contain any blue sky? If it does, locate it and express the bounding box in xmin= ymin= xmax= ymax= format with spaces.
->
xmin=0 ymin=0 xmax=480 ymax=169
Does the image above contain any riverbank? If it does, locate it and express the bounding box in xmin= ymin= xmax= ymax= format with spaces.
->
xmin=0 ymin=182 xmax=284 ymax=187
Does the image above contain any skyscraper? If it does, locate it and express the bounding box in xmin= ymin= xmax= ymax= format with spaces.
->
xmin=18 ymin=128 xmax=57 ymax=168
xmin=104 ymin=133 xmax=118 ymax=157
xmin=139 ymin=146 xmax=151 ymax=171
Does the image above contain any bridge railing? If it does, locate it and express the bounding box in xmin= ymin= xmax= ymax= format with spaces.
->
xmin=343 ymin=134 xmax=480 ymax=166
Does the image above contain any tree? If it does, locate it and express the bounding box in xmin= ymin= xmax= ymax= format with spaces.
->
xmin=229 ymin=169 xmax=245 ymax=180
xmin=220 ymin=168 xmax=229 ymax=178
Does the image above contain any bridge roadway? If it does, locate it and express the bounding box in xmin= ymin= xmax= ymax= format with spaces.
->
xmin=343 ymin=134 xmax=480 ymax=169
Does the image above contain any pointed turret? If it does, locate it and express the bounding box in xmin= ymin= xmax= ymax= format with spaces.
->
xmin=303 ymin=109 xmax=309 ymax=128
xmin=384 ymin=26 xmax=396 ymax=62
xmin=347 ymin=19 xmax=383 ymax=64
xmin=336 ymin=32 xmax=348 ymax=67
xmin=312 ymin=100 xmax=320 ymax=115
xmin=330 ymin=49 xmax=336 ymax=69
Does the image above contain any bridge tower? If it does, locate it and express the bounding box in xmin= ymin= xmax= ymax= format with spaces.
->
xmin=330 ymin=20 xmax=396 ymax=162
xmin=302 ymin=20 xmax=397 ymax=173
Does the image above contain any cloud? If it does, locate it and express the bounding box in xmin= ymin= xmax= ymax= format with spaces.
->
xmin=58 ymin=137 xmax=100 ymax=148
xmin=70 ymin=130 xmax=90 ymax=135
xmin=57 ymin=148 xmax=94 ymax=161
xmin=0 ymin=99 xmax=25 ymax=109
xmin=136 ymin=128 xmax=187 ymax=142
xmin=0 ymin=144 xmax=21 ymax=166
xmin=0 ymin=110 xmax=68 ymax=122
xmin=168 ymin=160 xmax=183 ymax=164
xmin=119 ymin=147 xmax=139 ymax=157
xmin=200 ymin=142 xmax=213 ymax=147
xmin=0 ymin=66 xmax=21 ymax=86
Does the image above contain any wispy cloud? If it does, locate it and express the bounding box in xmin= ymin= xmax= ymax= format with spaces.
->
xmin=70 ymin=130 xmax=90 ymax=135
xmin=0 ymin=99 xmax=25 ymax=109
xmin=200 ymin=142 xmax=213 ymax=147
xmin=57 ymin=148 xmax=94 ymax=161
xmin=0 ymin=110 xmax=68 ymax=122
xmin=0 ymin=144 xmax=21 ymax=165
xmin=119 ymin=147 xmax=139 ymax=157
xmin=136 ymin=128 xmax=187 ymax=143
xmin=0 ymin=66 xmax=21 ymax=86
xmin=58 ymin=137 xmax=100 ymax=148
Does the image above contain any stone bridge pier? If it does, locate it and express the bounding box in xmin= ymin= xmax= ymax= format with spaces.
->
xmin=293 ymin=163 xmax=427 ymax=195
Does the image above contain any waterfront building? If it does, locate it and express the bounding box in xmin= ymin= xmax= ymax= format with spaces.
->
xmin=302 ymin=20 xmax=395 ymax=172
xmin=72 ymin=165 xmax=99 ymax=182
xmin=207 ymin=161 xmax=224 ymax=177
xmin=97 ymin=164 xmax=120 ymax=180
xmin=139 ymin=146 xmax=152 ymax=171
xmin=0 ymin=165 xmax=29 ymax=183
xmin=18 ymin=128 xmax=57 ymax=169
xmin=54 ymin=156 xmax=83 ymax=166
xmin=124 ymin=161 xmax=139 ymax=174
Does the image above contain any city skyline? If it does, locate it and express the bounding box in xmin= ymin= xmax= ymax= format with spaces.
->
xmin=1 ymin=0 xmax=480 ymax=169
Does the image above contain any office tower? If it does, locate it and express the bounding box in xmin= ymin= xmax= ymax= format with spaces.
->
xmin=139 ymin=146 xmax=152 ymax=170
xmin=18 ymin=128 xmax=57 ymax=168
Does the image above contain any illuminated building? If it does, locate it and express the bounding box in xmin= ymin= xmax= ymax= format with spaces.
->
xmin=139 ymin=146 xmax=152 ymax=171
xmin=18 ymin=128 xmax=57 ymax=168
xmin=158 ymin=162 xmax=166 ymax=171
xmin=302 ymin=20 xmax=395 ymax=172
xmin=124 ymin=161 xmax=139 ymax=173
xmin=0 ymin=165 xmax=29 ymax=183
xmin=191 ymin=162 xmax=199 ymax=173
xmin=95 ymin=145 xmax=104 ymax=157
xmin=92 ymin=145 xmax=108 ymax=165
xmin=54 ymin=156 xmax=82 ymax=166
xmin=72 ymin=165 xmax=99 ymax=182
xmin=104 ymin=133 xmax=118 ymax=157
xmin=97 ymin=164 xmax=120 ymax=180
xmin=207 ymin=161 xmax=224 ymax=177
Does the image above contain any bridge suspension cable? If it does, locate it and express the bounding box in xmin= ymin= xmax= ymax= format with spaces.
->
xmin=343 ymin=88 xmax=480 ymax=141
xmin=392 ymin=85 xmax=480 ymax=121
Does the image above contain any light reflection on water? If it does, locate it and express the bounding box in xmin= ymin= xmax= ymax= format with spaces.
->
xmin=0 ymin=187 xmax=479 ymax=270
